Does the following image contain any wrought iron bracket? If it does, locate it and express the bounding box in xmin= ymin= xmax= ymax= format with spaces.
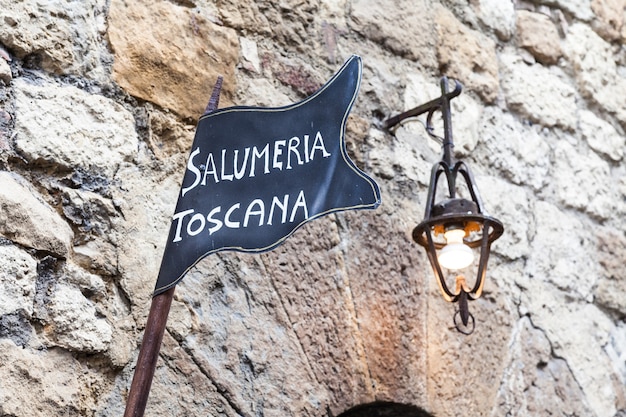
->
xmin=383 ymin=76 xmax=462 ymax=167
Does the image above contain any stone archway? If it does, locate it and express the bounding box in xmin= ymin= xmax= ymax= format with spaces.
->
xmin=337 ymin=401 xmax=435 ymax=417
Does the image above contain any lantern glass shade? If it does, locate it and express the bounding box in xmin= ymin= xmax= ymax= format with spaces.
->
xmin=412 ymin=161 xmax=504 ymax=302
xmin=438 ymin=228 xmax=474 ymax=270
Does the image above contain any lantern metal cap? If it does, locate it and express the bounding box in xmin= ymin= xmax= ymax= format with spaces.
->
xmin=412 ymin=207 xmax=504 ymax=250
xmin=432 ymin=198 xmax=478 ymax=217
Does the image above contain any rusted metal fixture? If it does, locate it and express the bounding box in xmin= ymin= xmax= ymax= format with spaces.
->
xmin=385 ymin=77 xmax=504 ymax=335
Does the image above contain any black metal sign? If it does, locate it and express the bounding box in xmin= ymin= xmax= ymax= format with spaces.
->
xmin=154 ymin=55 xmax=381 ymax=294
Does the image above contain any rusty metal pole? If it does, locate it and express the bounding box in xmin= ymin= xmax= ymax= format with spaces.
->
xmin=123 ymin=287 xmax=175 ymax=417
xmin=123 ymin=77 xmax=223 ymax=417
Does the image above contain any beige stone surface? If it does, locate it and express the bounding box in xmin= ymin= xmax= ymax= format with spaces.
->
xmin=13 ymin=78 xmax=139 ymax=178
xmin=591 ymin=0 xmax=626 ymax=40
xmin=43 ymin=280 xmax=112 ymax=353
xmin=349 ymin=0 xmax=437 ymax=68
xmin=565 ymin=23 xmax=626 ymax=126
xmin=111 ymin=162 xmax=181 ymax=309
xmin=550 ymin=140 xmax=615 ymax=220
xmin=492 ymin=317 xmax=595 ymax=416
xmin=475 ymin=106 xmax=551 ymax=191
xmin=0 ymin=171 xmax=73 ymax=257
xmin=0 ymin=339 xmax=83 ymax=415
xmin=522 ymin=283 xmax=620 ymax=416
xmin=478 ymin=176 xmax=532 ymax=261
xmin=516 ymin=10 xmax=563 ymax=65
xmin=108 ymin=0 xmax=239 ymax=119
xmin=500 ymin=53 xmax=578 ymax=129
xmin=425 ymin=274 xmax=517 ymax=416
xmin=579 ymin=109 xmax=625 ymax=161
xmin=475 ymin=0 xmax=516 ymax=40
xmin=0 ymin=1 xmax=624 ymax=416
xmin=435 ymin=5 xmax=499 ymax=103
xmin=0 ymin=0 xmax=109 ymax=80
xmin=595 ymin=228 xmax=626 ymax=316
xmin=62 ymin=187 xmax=120 ymax=275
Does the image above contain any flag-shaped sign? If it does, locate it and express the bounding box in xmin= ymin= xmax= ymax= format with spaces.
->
xmin=154 ymin=55 xmax=381 ymax=295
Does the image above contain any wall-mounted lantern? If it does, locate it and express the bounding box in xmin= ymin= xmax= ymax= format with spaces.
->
xmin=384 ymin=77 xmax=504 ymax=334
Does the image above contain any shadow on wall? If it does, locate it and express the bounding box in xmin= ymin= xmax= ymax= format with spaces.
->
xmin=338 ymin=401 xmax=436 ymax=417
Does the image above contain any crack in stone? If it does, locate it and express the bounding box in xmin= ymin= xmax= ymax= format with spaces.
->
xmin=259 ymin=253 xmax=322 ymax=388
xmin=523 ymin=314 xmax=593 ymax=411
xmin=164 ymin=327 xmax=247 ymax=417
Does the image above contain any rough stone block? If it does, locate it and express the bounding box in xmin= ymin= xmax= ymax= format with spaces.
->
xmin=13 ymin=79 xmax=139 ymax=178
xmin=0 ymin=171 xmax=73 ymax=257
xmin=500 ymin=54 xmax=577 ymax=129
xmin=493 ymin=317 xmax=595 ymax=416
xmin=550 ymin=140 xmax=614 ymax=220
xmin=475 ymin=0 xmax=516 ymax=41
xmin=516 ymin=10 xmax=563 ymax=65
xmin=108 ymin=0 xmax=239 ymax=119
xmin=0 ymin=57 xmax=11 ymax=83
xmin=435 ymin=5 xmax=499 ymax=103
xmin=579 ymin=110 xmax=625 ymax=161
xmin=565 ymin=23 xmax=626 ymax=126
xmin=521 ymin=283 xmax=621 ymax=417
xmin=477 ymin=176 xmax=532 ymax=261
xmin=0 ymin=0 xmax=108 ymax=79
xmin=0 ymin=245 xmax=37 ymax=347
xmin=349 ymin=0 xmax=437 ymax=68
xmin=112 ymin=164 xmax=181 ymax=307
xmin=217 ymin=0 xmax=319 ymax=55
xmin=595 ymin=228 xmax=626 ymax=316
xmin=43 ymin=280 xmax=112 ymax=353
xmin=525 ymin=201 xmax=599 ymax=298
xmin=0 ymin=340 xmax=84 ymax=415
xmin=177 ymin=252 xmax=333 ymax=416
xmin=475 ymin=106 xmax=551 ymax=191
xmin=591 ymin=0 xmax=626 ymax=41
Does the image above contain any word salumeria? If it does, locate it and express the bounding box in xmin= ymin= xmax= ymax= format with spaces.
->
xmin=172 ymin=131 xmax=331 ymax=243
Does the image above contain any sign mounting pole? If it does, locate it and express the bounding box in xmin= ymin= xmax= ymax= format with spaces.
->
xmin=123 ymin=78 xmax=224 ymax=417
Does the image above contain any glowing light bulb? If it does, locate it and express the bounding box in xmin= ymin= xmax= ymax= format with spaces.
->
xmin=438 ymin=228 xmax=474 ymax=270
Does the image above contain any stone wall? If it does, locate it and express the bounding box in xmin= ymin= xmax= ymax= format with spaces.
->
xmin=0 ymin=0 xmax=625 ymax=416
